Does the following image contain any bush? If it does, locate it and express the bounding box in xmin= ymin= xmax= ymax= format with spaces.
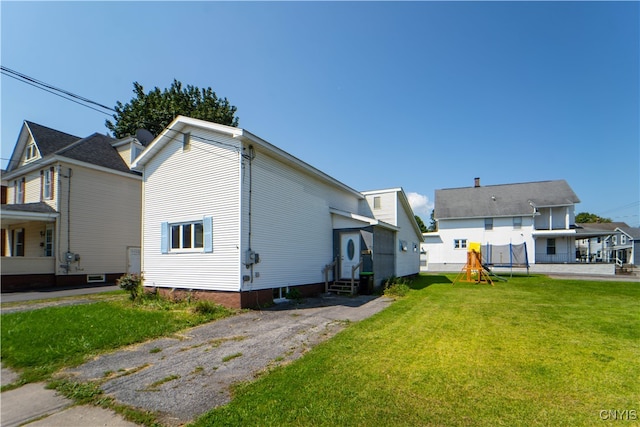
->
xmin=193 ymin=300 xmax=223 ymax=315
xmin=383 ymin=276 xmax=411 ymax=298
xmin=117 ymin=273 xmax=143 ymax=301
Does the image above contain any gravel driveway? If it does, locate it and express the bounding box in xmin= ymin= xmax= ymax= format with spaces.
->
xmin=61 ymin=294 xmax=393 ymax=426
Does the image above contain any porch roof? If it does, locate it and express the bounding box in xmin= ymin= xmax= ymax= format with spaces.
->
xmin=1 ymin=203 xmax=58 ymax=225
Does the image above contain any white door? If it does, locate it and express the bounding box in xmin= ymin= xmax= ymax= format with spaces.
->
xmin=127 ymin=247 xmax=141 ymax=274
xmin=340 ymin=232 xmax=360 ymax=279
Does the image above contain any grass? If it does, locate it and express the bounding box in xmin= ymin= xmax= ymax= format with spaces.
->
xmin=1 ymin=292 xmax=235 ymax=386
xmin=190 ymin=274 xmax=640 ymax=426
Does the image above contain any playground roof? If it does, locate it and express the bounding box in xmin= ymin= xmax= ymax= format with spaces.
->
xmin=435 ymin=179 xmax=580 ymax=220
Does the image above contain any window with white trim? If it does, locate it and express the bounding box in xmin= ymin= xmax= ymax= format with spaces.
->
xmin=454 ymin=239 xmax=467 ymax=249
xmin=25 ymin=143 xmax=38 ymax=161
xmin=171 ymin=222 xmax=204 ymax=250
xmin=14 ymin=178 xmax=25 ymax=204
xmin=161 ymin=216 xmax=213 ymax=253
xmin=44 ymin=225 xmax=54 ymax=257
xmin=42 ymin=167 xmax=54 ymax=200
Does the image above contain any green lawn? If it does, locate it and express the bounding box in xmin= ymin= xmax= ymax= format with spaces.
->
xmin=191 ymin=274 xmax=639 ymax=426
xmin=1 ymin=294 xmax=235 ymax=385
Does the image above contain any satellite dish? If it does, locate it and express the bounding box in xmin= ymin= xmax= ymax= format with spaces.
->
xmin=135 ymin=129 xmax=154 ymax=146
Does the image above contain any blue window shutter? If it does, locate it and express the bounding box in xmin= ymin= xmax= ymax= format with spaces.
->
xmin=203 ymin=216 xmax=213 ymax=253
xmin=161 ymin=222 xmax=169 ymax=254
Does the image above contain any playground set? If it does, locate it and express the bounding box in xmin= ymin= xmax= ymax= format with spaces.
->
xmin=454 ymin=242 xmax=529 ymax=285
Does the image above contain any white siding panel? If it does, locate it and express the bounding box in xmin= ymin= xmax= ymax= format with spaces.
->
xmin=240 ymin=149 xmax=359 ymax=291
xmin=395 ymin=196 xmax=421 ymax=277
xmin=142 ymin=135 xmax=242 ymax=292
xmin=366 ymin=192 xmax=397 ymax=225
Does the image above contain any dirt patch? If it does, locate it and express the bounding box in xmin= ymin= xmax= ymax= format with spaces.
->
xmin=59 ymin=294 xmax=393 ymax=426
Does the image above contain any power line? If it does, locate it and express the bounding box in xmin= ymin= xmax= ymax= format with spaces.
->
xmin=1 ymin=66 xmax=116 ymax=115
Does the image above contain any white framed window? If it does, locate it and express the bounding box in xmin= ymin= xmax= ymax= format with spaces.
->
xmin=484 ymin=218 xmax=493 ymax=230
xmin=621 ymin=235 xmax=627 ymax=245
xmin=42 ymin=167 xmax=54 ymax=200
xmin=44 ymin=225 xmax=54 ymax=257
xmin=171 ymin=222 xmax=204 ymax=250
xmin=14 ymin=178 xmax=25 ymax=204
xmin=454 ymin=239 xmax=468 ymax=249
xmin=161 ymin=216 xmax=212 ymax=253
xmin=25 ymin=143 xmax=38 ymax=161
xmin=513 ymin=217 xmax=522 ymax=229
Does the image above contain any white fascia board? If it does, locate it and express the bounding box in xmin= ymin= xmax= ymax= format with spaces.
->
xmin=329 ymin=207 xmax=379 ymax=226
xmin=1 ymin=210 xmax=59 ymax=224
xmin=55 ymin=156 xmax=142 ymax=180
xmin=2 ymin=156 xmax=57 ymax=180
xmin=110 ymin=136 xmax=137 ymax=148
xmin=329 ymin=207 xmax=400 ymax=231
xmin=132 ymin=116 xmax=243 ymax=170
xmin=2 ymin=155 xmax=141 ymax=181
xmin=531 ymin=229 xmax=577 ymax=237
xmin=361 ymin=188 xmax=403 ymax=196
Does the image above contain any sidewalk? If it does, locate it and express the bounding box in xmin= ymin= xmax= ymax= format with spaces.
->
xmin=1 ymin=367 xmax=136 ymax=427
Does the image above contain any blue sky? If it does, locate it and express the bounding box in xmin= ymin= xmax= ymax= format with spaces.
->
xmin=2 ymin=1 xmax=638 ymax=226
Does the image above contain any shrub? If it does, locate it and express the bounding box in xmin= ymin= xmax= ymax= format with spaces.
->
xmin=383 ymin=276 xmax=411 ymax=298
xmin=117 ymin=273 xmax=143 ymax=301
xmin=285 ymin=288 xmax=302 ymax=301
xmin=193 ymin=300 xmax=223 ymax=315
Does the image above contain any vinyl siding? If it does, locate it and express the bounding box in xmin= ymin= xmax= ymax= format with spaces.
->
xmin=141 ymin=133 xmax=242 ymax=291
xmin=55 ymin=162 xmax=141 ymax=275
xmin=395 ymin=196 xmax=421 ymax=277
xmin=429 ymin=217 xmax=535 ymax=265
xmin=366 ymin=192 xmax=397 ymax=225
xmin=240 ymin=147 xmax=361 ymax=291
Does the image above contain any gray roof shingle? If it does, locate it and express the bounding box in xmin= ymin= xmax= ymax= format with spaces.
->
xmin=55 ymin=133 xmax=134 ymax=174
xmin=435 ymin=180 xmax=580 ymax=220
xmin=25 ymin=121 xmax=81 ymax=156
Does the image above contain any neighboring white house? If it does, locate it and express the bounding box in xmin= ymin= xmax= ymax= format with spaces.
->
xmin=132 ymin=116 xmax=423 ymax=308
xmin=1 ymin=121 xmax=143 ymax=290
xmin=420 ymin=178 xmax=616 ymax=275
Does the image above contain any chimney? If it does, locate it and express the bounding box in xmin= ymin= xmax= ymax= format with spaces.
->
xmin=474 ymin=177 xmax=480 ymax=188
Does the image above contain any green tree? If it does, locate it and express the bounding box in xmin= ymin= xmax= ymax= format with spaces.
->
xmin=106 ymin=79 xmax=239 ymax=138
xmin=575 ymin=212 xmax=612 ymax=223
xmin=427 ymin=209 xmax=437 ymax=232
xmin=415 ymin=215 xmax=428 ymax=233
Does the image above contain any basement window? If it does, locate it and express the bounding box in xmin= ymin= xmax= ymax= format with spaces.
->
xmin=87 ymin=274 xmax=105 ymax=283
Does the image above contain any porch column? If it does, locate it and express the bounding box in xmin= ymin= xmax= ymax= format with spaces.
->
xmin=565 ymin=207 xmax=570 ymax=230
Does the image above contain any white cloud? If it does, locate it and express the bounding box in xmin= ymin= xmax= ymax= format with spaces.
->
xmin=406 ymin=192 xmax=433 ymax=219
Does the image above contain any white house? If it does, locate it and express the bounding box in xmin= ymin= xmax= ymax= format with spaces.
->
xmin=132 ymin=116 xmax=423 ymax=308
xmin=420 ymin=178 xmax=615 ymax=275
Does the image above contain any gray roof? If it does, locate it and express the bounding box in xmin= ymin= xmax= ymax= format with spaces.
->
xmin=435 ymin=180 xmax=580 ymax=220
xmin=618 ymin=225 xmax=640 ymax=240
xmin=9 ymin=121 xmax=138 ymax=176
xmin=56 ymin=133 xmax=133 ymax=174
xmin=2 ymin=202 xmax=57 ymax=214
xmin=25 ymin=121 xmax=81 ymax=156
xmin=575 ymin=222 xmax=629 ymax=238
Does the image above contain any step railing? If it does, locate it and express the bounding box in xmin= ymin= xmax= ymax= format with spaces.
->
xmin=323 ymin=257 xmax=338 ymax=293
xmin=349 ymin=258 xmax=364 ymax=295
